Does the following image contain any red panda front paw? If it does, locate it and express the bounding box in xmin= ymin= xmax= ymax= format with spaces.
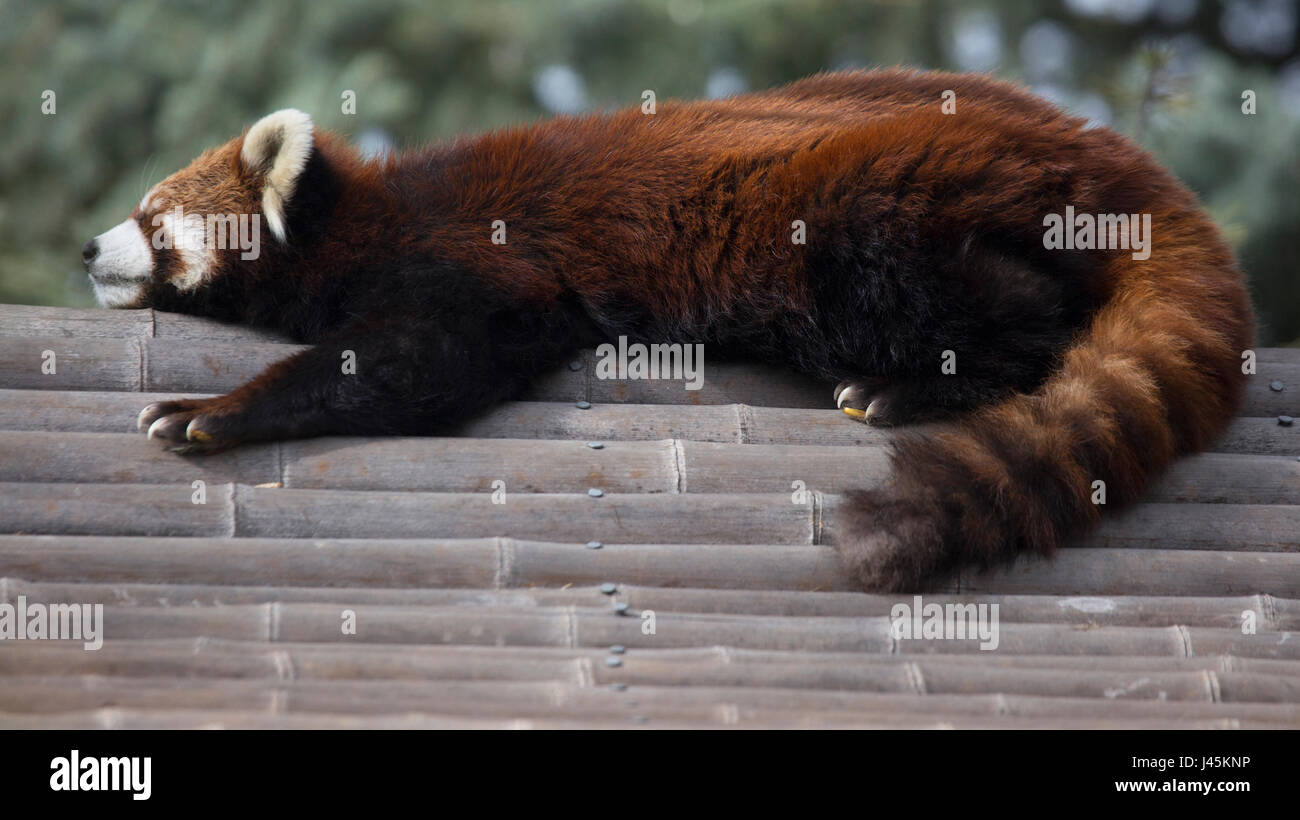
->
xmin=137 ymin=399 xmax=239 ymax=454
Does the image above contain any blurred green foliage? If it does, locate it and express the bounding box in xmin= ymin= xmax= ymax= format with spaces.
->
xmin=1 ymin=0 xmax=1297 ymax=343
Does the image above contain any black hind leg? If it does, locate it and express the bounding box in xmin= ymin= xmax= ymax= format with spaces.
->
xmin=811 ymin=231 xmax=1096 ymax=429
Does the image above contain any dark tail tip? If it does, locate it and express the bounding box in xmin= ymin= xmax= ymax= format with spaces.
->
xmin=835 ymin=485 xmax=951 ymax=592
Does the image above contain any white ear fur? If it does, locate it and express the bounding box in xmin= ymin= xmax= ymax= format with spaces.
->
xmin=240 ymin=109 xmax=314 ymax=243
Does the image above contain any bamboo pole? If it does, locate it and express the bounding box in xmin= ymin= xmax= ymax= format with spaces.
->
xmin=0 ymin=598 xmax=1295 ymax=660
xmin=9 ymin=636 xmax=1300 ymax=676
xmin=2 ymin=535 xmax=1298 ymax=596
xmin=4 ymin=334 xmax=1296 ymax=416
xmin=2 ymin=431 xmax=1294 ymax=504
xmin=0 ymin=484 xmax=824 ymax=542
xmin=0 ymin=674 xmax=1296 ymax=724
xmin=0 ymin=304 xmax=290 ymax=343
xmin=2 ymin=388 xmax=1293 ymax=457
xmin=6 ymin=639 xmax=1300 ymax=703
xmin=6 ymin=576 xmax=1295 ymax=629
xmin=2 ymin=482 xmax=1295 ymax=551
xmin=0 ymin=707 xmax=1270 ymax=730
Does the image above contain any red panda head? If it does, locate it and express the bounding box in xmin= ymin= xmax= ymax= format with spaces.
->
xmin=83 ymin=109 xmax=316 ymax=309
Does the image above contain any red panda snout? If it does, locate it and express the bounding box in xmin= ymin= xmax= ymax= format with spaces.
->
xmin=84 ymin=217 xmax=154 ymax=308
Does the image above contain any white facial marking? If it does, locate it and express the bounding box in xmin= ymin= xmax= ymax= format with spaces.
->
xmin=88 ymin=219 xmax=153 ymax=308
xmin=156 ymin=208 xmax=213 ymax=291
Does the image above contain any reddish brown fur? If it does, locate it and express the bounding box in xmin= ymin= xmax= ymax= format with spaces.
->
xmin=116 ymin=69 xmax=1254 ymax=590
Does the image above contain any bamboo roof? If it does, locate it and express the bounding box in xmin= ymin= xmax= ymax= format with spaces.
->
xmin=0 ymin=303 xmax=1297 ymax=728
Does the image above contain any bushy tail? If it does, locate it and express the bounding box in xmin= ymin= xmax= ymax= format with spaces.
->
xmin=837 ymin=206 xmax=1255 ymax=591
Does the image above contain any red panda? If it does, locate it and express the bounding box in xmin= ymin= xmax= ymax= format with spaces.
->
xmin=81 ymin=69 xmax=1255 ymax=591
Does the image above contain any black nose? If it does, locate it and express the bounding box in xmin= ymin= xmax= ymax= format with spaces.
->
xmin=81 ymin=239 xmax=99 ymax=268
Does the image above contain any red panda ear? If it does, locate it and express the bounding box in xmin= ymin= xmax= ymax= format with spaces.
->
xmin=240 ymin=109 xmax=314 ymax=243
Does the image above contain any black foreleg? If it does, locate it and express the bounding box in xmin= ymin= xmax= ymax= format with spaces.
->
xmin=139 ymin=304 xmax=586 ymax=453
